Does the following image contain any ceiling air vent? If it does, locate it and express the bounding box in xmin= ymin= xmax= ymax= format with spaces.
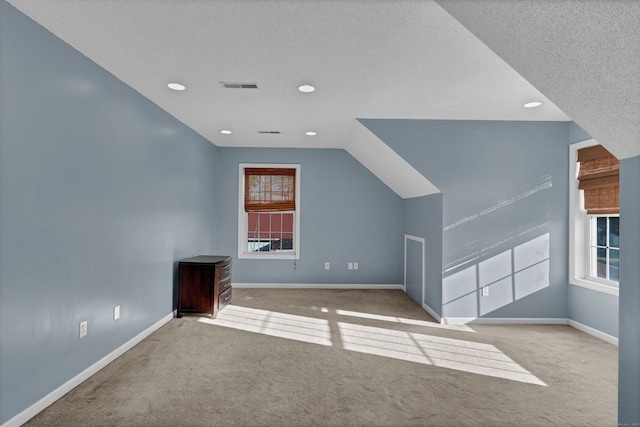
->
xmin=221 ymin=82 xmax=258 ymax=89
xmin=258 ymin=131 xmax=281 ymax=134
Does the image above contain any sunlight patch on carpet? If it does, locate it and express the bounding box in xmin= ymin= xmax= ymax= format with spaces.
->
xmin=200 ymin=305 xmax=545 ymax=386
xmin=337 ymin=322 xmax=546 ymax=386
xmin=334 ymin=309 xmax=475 ymax=332
xmin=198 ymin=305 xmax=332 ymax=346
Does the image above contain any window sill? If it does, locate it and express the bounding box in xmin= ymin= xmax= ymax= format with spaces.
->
xmin=570 ymin=277 xmax=619 ymax=296
xmin=238 ymin=252 xmax=299 ymax=260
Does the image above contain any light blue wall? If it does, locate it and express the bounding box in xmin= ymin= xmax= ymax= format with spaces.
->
xmin=403 ymin=194 xmax=443 ymax=316
xmin=567 ymin=123 xmax=619 ymax=338
xmin=0 ymin=3 xmax=219 ymax=423
xmin=618 ymin=156 xmax=640 ymax=425
xmin=362 ymin=119 xmax=570 ymax=320
xmin=568 ymin=286 xmax=618 ymax=337
xmin=214 ymin=147 xmax=404 ymax=284
xmin=568 ymin=121 xmax=592 ymax=144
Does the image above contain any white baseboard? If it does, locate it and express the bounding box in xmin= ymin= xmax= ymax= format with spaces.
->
xmin=422 ymin=303 xmax=442 ymax=323
xmin=568 ymin=319 xmax=619 ymax=346
xmin=439 ymin=317 xmax=618 ymax=346
xmin=442 ymin=317 xmax=569 ymax=326
xmin=2 ymin=312 xmax=175 ymax=427
xmin=233 ymin=283 xmax=404 ymax=290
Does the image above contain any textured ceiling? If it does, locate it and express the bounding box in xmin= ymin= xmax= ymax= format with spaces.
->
xmin=11 ymin=1 xmax=634 ymax=196
xmin=6 ymin=0 xmax=569 ymax=150
xmin=436 ymin=0 xmax=640 ymax=160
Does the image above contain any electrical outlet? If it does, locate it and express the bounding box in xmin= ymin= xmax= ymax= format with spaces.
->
xmin=348 ymin=262 xmax=353 ymax=270
xmin=114 ymin=305 xmax=120 ymax=320
xmin=324 ymin=262 xmax=330 ymax=270
xmin=79 ymin=320 xmax=88 ymax=338
xmin=481 ymin=287 xmax=489 ymax=297
xmin=353 ymin=262 xmax=359 ymax=270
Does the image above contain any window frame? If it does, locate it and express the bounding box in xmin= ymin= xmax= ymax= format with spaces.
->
xmin=237 ymin=163 xmax=301 ymax=260
xmin=587 ymin=214 xmax=620 ymax=285
xmin=569 ymin=139 xmax=619 ymax=296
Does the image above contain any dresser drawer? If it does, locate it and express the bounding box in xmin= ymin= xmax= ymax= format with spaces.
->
xmin=218 ymin=287 xmax=232 ymax=310
xmin=217 ymin=260 xmax=232 ymax=283
xmin=219 ymin=274 xmax=232 ymax=293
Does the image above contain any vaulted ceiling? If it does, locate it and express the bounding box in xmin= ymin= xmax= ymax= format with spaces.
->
xmin=6 ymin=0 xmax=639 ymax=196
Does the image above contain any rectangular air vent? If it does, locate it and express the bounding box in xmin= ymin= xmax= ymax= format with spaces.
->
xmin=258 ymin=131 xmax=281 ymax=134
xmin=221 ymin=82 xmax=258 ymax=89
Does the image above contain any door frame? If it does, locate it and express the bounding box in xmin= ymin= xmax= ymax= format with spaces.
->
xmin=404 ymin=234 xmax=425 ymax=305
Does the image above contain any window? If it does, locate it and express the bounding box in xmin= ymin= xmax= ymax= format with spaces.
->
xmin=569 ymin=140 xmax=620 ymax=295
xmin=238 ymin=164 xmax=300 ymax=259
xmin=588 ymin=215 xmax=620 ymax=283
xmin=576 ymin=144 xmax=619 ymax=215
xmin=246 ymin=212 xmax=295 ymax=252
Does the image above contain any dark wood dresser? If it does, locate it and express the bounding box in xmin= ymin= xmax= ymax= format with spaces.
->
xmin=178 ymin=255 xmax=232 ymax=318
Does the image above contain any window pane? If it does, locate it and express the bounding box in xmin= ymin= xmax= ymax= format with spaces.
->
xmin=609 ymin=217 xmax=620 ymax=248
xmin=259 ymin=213 xmax=271 ymax=238
xmin=283 ymin=213 xmax=294 ymax=233
xmin=265 ymin=238 xmax=276 ymax=251
xmin=248 ymin=212 xmax=259 ymax=231
xmin=248 ymin=241 xmax=266 ymax=252
xmin=596 ymin=247 xmax=607 ymax=279
xmin=609 ymin=249 xmax=620 ymax=282
xmin=282 ymin=233 xmax=293 ymax=250
xmin=596 ymin=217 xmax=607 ymax=246
xmin=271 ymin=213 xmax=282 ymax=233
xmin=270 ymin=221 xmax=283 ymax=250
xmin=260 ymin=241 xmax=272 ymax=252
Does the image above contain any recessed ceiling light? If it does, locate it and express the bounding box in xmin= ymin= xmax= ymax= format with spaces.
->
xmin=524 ymin=101 xmax=542 ymax=108
xmin=167 ymin=82 xmax=186 ymax=91
xmin=305 ymin=131 xmax=317 ymax=136
xmin=298 ymin=84 xmax=315 ymax=93
xmin=219 ymin=129 xmax=232 ymax=135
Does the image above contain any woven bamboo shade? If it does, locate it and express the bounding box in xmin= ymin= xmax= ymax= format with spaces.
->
xmin=244 ymin=168 xmax=296 ymax=212
xmin=577 ymin=145 xmax=619 ymax=214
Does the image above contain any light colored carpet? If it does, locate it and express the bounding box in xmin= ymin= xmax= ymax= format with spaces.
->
xmin=25 ymin=289 xmax=617 ymax=426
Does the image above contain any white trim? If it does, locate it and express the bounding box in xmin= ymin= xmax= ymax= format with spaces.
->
xmin=442 ymin=317 xmax=569 ymax=325
xmin=404 ymin=234 xmax=425 ymax=295
xmin=441 ymin=316 xmax=618 ymax=345
xmin=570 ymin=279 xmax=619 ymax=297
xmin=568 ymin=319 xmax=619 ymax=346
xmin=1 ymin=312 xmax=175 ymax=427
xmin=568 ymin=139 xmax=590 ymax=287
xmin=232 ymin=282 xmax=403 ymax=290
xmin=237 ymin=163 xmax=301 ymax=260
xmin=422 ymin=302 xmax=442 ymax=323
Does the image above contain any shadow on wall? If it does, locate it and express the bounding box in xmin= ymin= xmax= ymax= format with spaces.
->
xmin=442 ymin=175 xmax=553 ymax=318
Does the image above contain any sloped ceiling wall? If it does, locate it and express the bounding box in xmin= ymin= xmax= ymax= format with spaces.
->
xmin=436 ymin=0 xmax=640 ymax=160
